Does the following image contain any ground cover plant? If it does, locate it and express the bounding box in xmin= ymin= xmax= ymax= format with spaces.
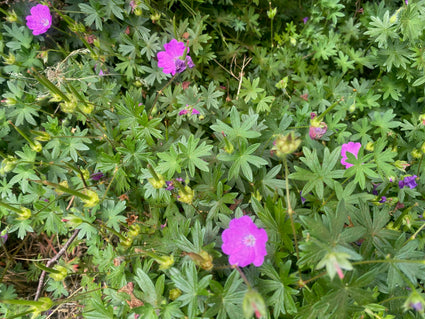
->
xmin=2 ymin=0 xmax=425 ymax=318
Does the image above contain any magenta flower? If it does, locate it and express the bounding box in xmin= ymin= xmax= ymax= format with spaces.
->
xmin=341 ymin=142 xmax=361 ymax=168
xmin=179 ymin=109 xmax=189 ymax=115
xmin=191 ymin=108 xmax=200 ymax=115
xmin=26 ymin=4 xmax=52 ymax=36
xmin=221 ymin=216 xmax=268 ymax=267
xmin=157 ymin=39 xmax=194 ymax=75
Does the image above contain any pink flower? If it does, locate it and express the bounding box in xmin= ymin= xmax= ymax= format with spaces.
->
xmin=222 ymin=216 xmax=268 ymax=267
xmin=179 ymin=109 xmax=189 ymax=115
xmin=341 ymin=142 xmax=361 ymax=168
xmin=157 ymin=39 xmax=194 ymax=75
xmin=191 ymin=108 xmax=200 ymax=115
xmin=26 ymin=4 xmax=52 ymax=36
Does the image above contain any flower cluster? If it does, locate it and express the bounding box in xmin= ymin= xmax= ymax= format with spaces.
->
xmin=157 ymin=39 xmax=194 ymax=75
xmin=179 ymin=105 xmax=200 ymax=116
xmin=399 ymin=175 xmax=418 ymax=189
xmin=221 ymin=216 xmax=268 ymax=267
xmin=26 ymin=4 xmax=52 ymax=36
xmin=340 ymin=142 xmax=361 ymax=169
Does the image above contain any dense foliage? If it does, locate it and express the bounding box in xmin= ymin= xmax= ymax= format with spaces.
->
xmin=2 ymin=0 xmax=425 ymax=318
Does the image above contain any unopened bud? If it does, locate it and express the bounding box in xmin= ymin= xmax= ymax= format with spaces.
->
xmin=411 ymin=149 xmax=422 ymax=159
xmin=157 ymin=255 xmax=174 ymax=270
xmin=169 ymin=288 xmax=182 ymax=300
xmin=275 ymin=76 xmax=288 ymax=90
xmin=49 ymin=265 xmax=68 ymax=281
xmin=55 ymin=181 xmax=69 ymax=195
xmin=33 ymin=130 xmax=51 ymax=142
xmin=267 ymin=7 xmax=277 ymax=19
xmin=365 ymin=141 xmax=374 ymax=152
xmin=17 ymin=207 xmax=31 ymax=220
xmin=82 ymin=189 xmax=99 ymax=207
xmin=5 ymin=97 xmax=17 ymax=105
xmin=272 ymin=132 xmax=301 ymax=157
xmin=30 ymin=141 xmax=43 ymax=152
xmin=3 ymin=53 xmax=16 ymax=65
xmin=62 ymin=215 xmax=83 ymax=227
xmin=5 ymin=10 xmax=17 ymax=22
xmin=60 ymin=96 xmax=77 ymax=113
xmin=178 ymin=186 xmax=194 ymax=204
xmin=0 ymin=156 xmax=18 ymax=174
xmin=243 ymin=289 xmax=267 ymax=319
xmin=79 ymin=103 xmax=94 ymax=114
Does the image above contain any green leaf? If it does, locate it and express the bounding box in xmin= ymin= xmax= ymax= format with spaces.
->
xmin=169 ymin=263 xmax=212 ymax=318
xmin=290 ymin=147 xmax=345 ymax=199
xmin=178 ymin=135 xmax=212 ymax=177
xmin=239 ymin=77 xmax=264 ymax=103
xmin=218 ymin=143 xmax=267 ymax=182
xmin=79 ymin=2 xmax=103 ymax=31
xmin=157 ymin=145 xmax=182 ymax=179
xmin=211 ymin=106 xmax=261 ymax=144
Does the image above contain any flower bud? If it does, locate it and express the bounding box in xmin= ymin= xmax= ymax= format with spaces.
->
xmin=267 ymin=7 xmax=277 ymax=19
xmin=82 ymin=189 xmax=99 ymax=208
xmin=411 ymin=149 xmax=422 ymax=159
xmin=79 ymin=103 xmax=94 ymax=115
xmin=272 ymin=132 xmax=301 ymax=157
xmin=243 ymin=289 xmax=267 ymax=319
xmin=147 ymin=165 xmax=165 ymax=189
xmin=134 ymin=7 xmax=143 ymax=15
xmin=120 ymin=236 xmax=133 ymax=248
xmin=0 ymin=156 xmax=18 ymax=174
xmin=3 ymin=53 xmax=16 ymax=65
xmin=62 ymin=215 xmax=83 ymax=227
xmin=394 ymin=160 xmax=410 ymax=172
xmin=128 ymin=224 xmax=141 ymax=238
xmin=33 ymin=130 xmax=51 ymax=142
xmin=365 ymin=141 xmax=374 ymax=152
xmin=30 ymin=141 xmax=43 ymax=152
xmin=419 ymin=114 xmax=425 ymax=125
xmin=5 ymin=10 xmax=17 ymax=22
xmin=55 ymin=181 xmax=69 ymax=195
xmin=185 ymin=250 xmax=214 ymax=271
xmin=17 ymin=207 xmax=31 ymax=220
xmin=169 ymin=288 xmax=182 ymax=301
xmin=309 ymin=120 xmax=327 ymax=140
xmin=403 ymin=291 xmax=425 ymax=314
xmin=49 ymin=265 xmax=68 ymax=282
xmin=60 ymin=95 xmax=77 ymax=113
xmin=157 ymin=255 xmax=174 ymax=270
xmin=275 ymin=76 xmax=288 ymax=90
xmin=178 ymin=186 xmax=195 ymax=204
xmin=30 ymin=297 xmax=53 ymax=318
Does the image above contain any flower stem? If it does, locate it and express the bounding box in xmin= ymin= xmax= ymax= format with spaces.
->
xmin=315 ymin=97 xmax=343 ymax=122
xmin=283 ymin=156 xmax=303 ymax=283
xmin=235 ymin=266 xmax=252 ymax=289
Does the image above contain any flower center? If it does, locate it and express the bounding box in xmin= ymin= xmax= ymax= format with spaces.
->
xmin=242 ymin=234 xmax=256 ymax=247
xmin=41 ymin=18 xmax=49 ymax=27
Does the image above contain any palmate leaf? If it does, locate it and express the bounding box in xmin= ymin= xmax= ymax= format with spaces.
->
xmin=211 ymin=106 xmax=261 ymax=144
xmin=157 ymin=145 xmax=182 ymax=179
xmin=290 ymin=147 xmax=345 ymax=199
xmin=199 ymin=181 xmax=237 ymax=221
xmin=259 ymin=261 xmax=298 ymax=316
xmin=201 ymin=82 xmax=224 ymax=110
xmin=205 ymin=269 xmax=245 ymax=319
xmin=169 ymin=263 xmax=212 ymax=318
xmin=178 ymin=135 xmax=213 ymax=177
xmin=217 ymin=143 xmax=267 ymax=182
xmin=343 ymin=150 xmax=378 ymax=190
xmin=372 ymin=138 xmax=396 ymax=178
xmin=349 ymin=202 xmax=399 ymax=258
